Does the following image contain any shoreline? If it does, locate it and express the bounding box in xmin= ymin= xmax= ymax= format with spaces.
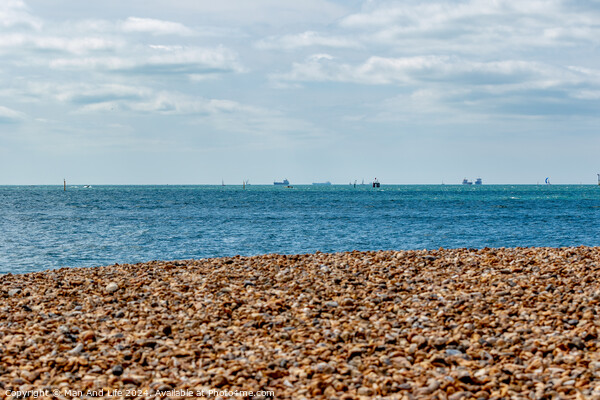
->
xmin=2 ymin=247 xmax=600 ymax=399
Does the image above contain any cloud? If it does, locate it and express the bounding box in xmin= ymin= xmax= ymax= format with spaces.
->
xmin=49 ymin=45 xmax=243 ymax=76
xmin=260 ymin=0 xmax=599 ymax=120
xmin=0 ymin=105 xmax=25 ymax=123
xmin=339 ymin=0 xmax=600 ymax=52
xmin=275 ymin=55 xmax=546 ymax=85
xmin=572 ymin=90 xmax=600 ymax=100
xmin=158 ymin=0 xmax=349 ymax=26
xmin=0 ymin=0 xmax=41 ymax=29
xmin=121 ymin=17 xmax=194 ymax=36
xmin=0 ymin=8 xmax=242 ymax=78
xmin=53 ymin=84 xmax=149 ymax=105
xmin=275 ymin=53 xmax=599 ymax=87
xmin=252 ymin=0 xmax=600 ymax=61
xmin=35 ymin=81 xmax=311 ymax=135
xmin=255 ymin=31 xmax=361 ymax=50
xmin=0 ymin=33 xmax=121 ymax=54
xmin=273 ymin=53 xmax=600 ymax=118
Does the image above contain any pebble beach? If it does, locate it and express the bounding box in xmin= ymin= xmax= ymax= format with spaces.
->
xmin=2 ymin=247 xmax=600 ymax=399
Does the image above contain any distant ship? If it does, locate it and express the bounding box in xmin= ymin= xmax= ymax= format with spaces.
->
xmin=475 ymin=178 xmax=482 ymax=185
xmin=462 ymin=178 xmax=473 ymax=185
xmin=274 ymin=179 xmax=289 ymax=186
xmin=312 ymin=181 xmax=331 ymax=186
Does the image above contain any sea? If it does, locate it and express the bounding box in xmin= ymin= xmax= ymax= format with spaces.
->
xmin=1 ymin=184 xmax=599 ymax=274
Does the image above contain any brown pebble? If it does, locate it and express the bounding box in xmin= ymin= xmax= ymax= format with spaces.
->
xmin=0 ymin=247 xmax=598 ymax=399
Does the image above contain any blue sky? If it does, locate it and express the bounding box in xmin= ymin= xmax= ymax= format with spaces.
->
xmin=0 ymin=0 xmax=599 ymax=184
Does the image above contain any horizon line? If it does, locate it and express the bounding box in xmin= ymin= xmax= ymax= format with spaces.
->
xmin=1 ymin=183 xmax=598 ymax=186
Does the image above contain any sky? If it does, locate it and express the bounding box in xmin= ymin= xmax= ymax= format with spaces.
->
xmin=0 ymin=0 xmax=599 ymax=185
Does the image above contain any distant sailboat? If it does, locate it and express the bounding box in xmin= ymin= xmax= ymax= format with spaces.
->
xmin=222 ymin=179 xmax=225 ymax=186
xmin=545 ymin=177 xmax=550 ymax=185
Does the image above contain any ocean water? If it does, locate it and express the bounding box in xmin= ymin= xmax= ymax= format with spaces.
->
xmin=1 ymin=184 xmax=599 ymax=273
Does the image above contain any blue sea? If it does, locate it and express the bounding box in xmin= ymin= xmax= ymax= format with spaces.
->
xmin=1 ymin=184 xmax=599 ymax=273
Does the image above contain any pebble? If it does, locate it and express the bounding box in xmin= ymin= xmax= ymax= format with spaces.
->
xmin=106 ymin=282 xmax=119 ymax=293
xmin=314 ymin=362 xmax=335 ymax=374
xmin=341 ymin=298 xmax=354 ymax=306
xmin=81 ymin=330 xmax=96 ymax=342
xmin=68 ymin=343 xmax=84 ymax=355
xmin=0 ymin=247 xmax=599 ymax=399
xmin=445 ymin=348 xmax=464 ymax=356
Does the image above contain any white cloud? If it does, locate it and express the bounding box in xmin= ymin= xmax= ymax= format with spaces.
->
xmin=256 ymin=31 xmax=360 ymax=50
xmin=0 ymin=105 xmax=25 ymax=122
xmin=0 ymin=0 xmax=41 ymax=29
xmin=53 ymin=84 xmax=149 ymax=105
xmin=121 ymin=17 xmax=194 ymax=36
xmin=0 ymin=33 xmax=121 ymax=54
xmin=275 ymin=54 xmax=597 ymax=88
xmin=272 ymin=52 xmax=600 ymax=119
xmin=339 ymin=0 xmax=600 ymax=51
xmin=251 ymin=0 xmax=600 ymax=61
xmin=49 ymin=45 xmax=243 ymax=76
xmin=159 ymin=0 xmax=348 ymax=26
xmin=572 ymin=90 xmax=600 ymax=100
xmin=0 ymin=7 xmax=242 ymax=78
xmin=24 ymin=82 xmax=221 ymax=115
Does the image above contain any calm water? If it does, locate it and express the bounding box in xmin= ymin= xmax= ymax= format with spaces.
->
xmin=1 ymin=184 xmax=599 ymax=273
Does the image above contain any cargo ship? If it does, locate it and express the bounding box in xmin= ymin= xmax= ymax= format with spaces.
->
xmin=274 ymin=179 xmax=289 ymax=186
